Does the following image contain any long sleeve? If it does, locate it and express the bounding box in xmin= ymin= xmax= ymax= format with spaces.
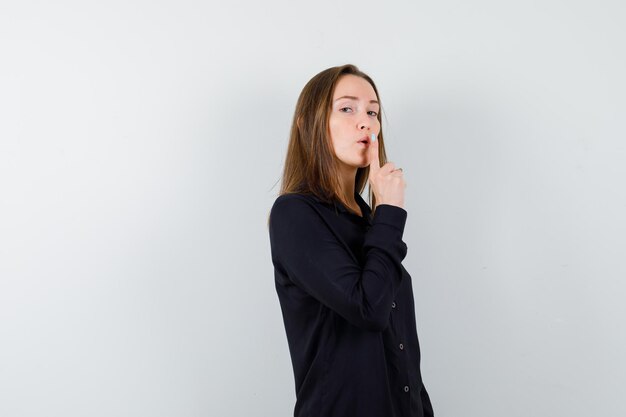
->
xmin=269 ymin=195 xmax=408 ymax=332
xmin=420 ymin=381 xmax=435 ymax=417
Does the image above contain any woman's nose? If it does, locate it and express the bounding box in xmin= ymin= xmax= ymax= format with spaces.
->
xmin=359 ymin=111 xmax=372 ymax=130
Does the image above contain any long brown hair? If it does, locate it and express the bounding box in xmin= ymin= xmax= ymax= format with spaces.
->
xmin=268 ymin=64 xmax=389 ymax=226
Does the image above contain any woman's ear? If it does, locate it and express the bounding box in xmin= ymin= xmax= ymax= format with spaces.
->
xmin=296 ymin=115 xmax=302 ymax=130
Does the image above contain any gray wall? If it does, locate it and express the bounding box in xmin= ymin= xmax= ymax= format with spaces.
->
xmin=1 ymin=1 xmax=624 ymax=416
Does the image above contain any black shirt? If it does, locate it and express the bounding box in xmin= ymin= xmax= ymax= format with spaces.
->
xmin=269 ymin=190 xmax=434 ymax=417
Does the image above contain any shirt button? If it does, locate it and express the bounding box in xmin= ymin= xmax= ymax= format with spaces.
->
xmin=391 ymin=301 xmax=396 ymax=309
xmin=404 ymin=385 xmax=410 ymax=393
xmin=399 ymin=343 xmax=404 ymax=350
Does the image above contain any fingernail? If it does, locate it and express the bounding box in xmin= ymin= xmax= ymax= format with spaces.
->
xmin=371 ymin=133 xmax=376 ymax=142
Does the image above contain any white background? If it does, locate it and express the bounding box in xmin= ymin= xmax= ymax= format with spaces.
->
xmin=1 ymin=1 xmax=625 ymax=416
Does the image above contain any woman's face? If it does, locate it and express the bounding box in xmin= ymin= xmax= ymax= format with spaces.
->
xmin=328 ymin=74 xmax=381 ymax=169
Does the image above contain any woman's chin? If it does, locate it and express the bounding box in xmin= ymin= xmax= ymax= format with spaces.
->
xmin=355 ymin=159 xmax=370 ymax=169
xmin=339 ymin=154 xmax=369 ymax=169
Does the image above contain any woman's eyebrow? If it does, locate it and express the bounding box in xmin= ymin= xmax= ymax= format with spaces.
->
xmin=333 ymin=95 xmax=379 ymax=104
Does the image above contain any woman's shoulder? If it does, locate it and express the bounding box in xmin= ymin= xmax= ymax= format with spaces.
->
xmin=270 ymin=192 xmax=332 ymax=223
xmin=273 ymin=191 xmax=334 ymax=205
xmin=271 ymin=193 xmax=318 ymax=213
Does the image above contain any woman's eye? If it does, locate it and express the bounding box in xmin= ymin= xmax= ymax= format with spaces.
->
xmin=339 ymin=107 xmax=377 ymax=117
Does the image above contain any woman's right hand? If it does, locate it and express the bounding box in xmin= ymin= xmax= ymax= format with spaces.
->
xmin=368 ymin=133 xmax=406 ymax=210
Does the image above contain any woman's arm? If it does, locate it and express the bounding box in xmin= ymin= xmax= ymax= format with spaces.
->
xmin=269 ymin=195 xmax=408 ymax=332
xmin=420 ymin=381 xmax=435 ymax=416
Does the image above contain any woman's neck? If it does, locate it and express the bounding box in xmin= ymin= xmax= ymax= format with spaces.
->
xmin=339 ymin=167 xmax=358 ymax=206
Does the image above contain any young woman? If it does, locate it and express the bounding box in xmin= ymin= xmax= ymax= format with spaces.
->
xmin=268 ymin=64 xmax=434 ymax=417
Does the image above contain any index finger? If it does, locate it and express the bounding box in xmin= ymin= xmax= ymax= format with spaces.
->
xmin=368 ymin=133 xmax=380 ymax=174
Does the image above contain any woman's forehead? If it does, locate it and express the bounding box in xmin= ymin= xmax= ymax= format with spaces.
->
xmin=333 ymin=75 xmax=377 ymax=101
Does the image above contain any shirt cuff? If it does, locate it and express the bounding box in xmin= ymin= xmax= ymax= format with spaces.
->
xmin=372 ymin=204 xmax=407 ymax=233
